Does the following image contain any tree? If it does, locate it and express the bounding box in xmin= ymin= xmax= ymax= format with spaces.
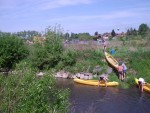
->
xmin=0 ymin=34 xmax=29 ymax=71
xmin=77 ymin=33 xmax=92 ymax=40
xmin=138 ymin=23 xmax=149 ymax=38
xmin=133 ymin=28 xmax=137 ymax=36
xmin=65 ymin=32 xmax=70 ymax=40
xmin=70 ymin=32 xmax=78 ymax=39
xmin=94 ymin=31 xmax=98 ymax=36
xmin=126 ymin=29 xmax=131 ymax=36
xmin=126 ymin=28 xmax=137 ymax=36
xmin=111 ymin=29 xmax=116 ymax=37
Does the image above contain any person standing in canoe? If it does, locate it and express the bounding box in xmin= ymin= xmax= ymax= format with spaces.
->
xmin=98 ymin=74 xmax=109 ymax=87
xmin=117 ymin=63 xmax=123 ymax=81
xmin=138 ymin=78 xmax=145 ymax=92
xmin=122 ymin=62 xmax=127 ymax=80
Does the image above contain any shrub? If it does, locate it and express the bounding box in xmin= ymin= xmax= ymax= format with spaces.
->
xmin=29 ymin=28 xmax=64 ymax=70
xmin=61 ymin=49 xmax=77 ymax=66
xmin=0 ymin=35 xmax=29 ymax=71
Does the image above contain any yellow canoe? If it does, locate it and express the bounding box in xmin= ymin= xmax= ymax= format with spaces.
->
xmin=135 ymin=78 xmax=150 ymax=93
xmin=104 ymin=52 xmax=119 ymax=69
xmin=74 ymin=78 xmax=119 ymax=87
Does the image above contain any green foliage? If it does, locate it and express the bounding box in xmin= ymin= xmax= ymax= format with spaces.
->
xmin=125 ymin=73 xmax=135 ymax=86
xmin=55 ymin=48 xmax=106 ymax=73
xmin=61 ymin=49 xmax=77 ymax=66
xmin=55 ymin=49 xmax=77 ymax=71
xmin=138 ymin=23 xmax=149 ymax=38
xmin=77 ymin=33 xmax=92 ymax=40
xmin=0 ymin=61 xmax=70 ymax=113
xmin=29 ymin=27 xmax=64 ymax=70
xmin=69 ymin=49 xmax=105 ymax=73
xmin=70 ymin=33 xmax=78 ymax=39
xmin=129 ymin=49 xmax=150 ymax=81
xmin=126 ymin=28 xmax=137 ymax=37
xmin=128 ymin=39 xmax=146 ymax=47
xmin=0 ymin=35 xmax=29 ymax=70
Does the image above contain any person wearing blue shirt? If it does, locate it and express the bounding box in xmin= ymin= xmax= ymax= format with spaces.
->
xmin=122 ymin=62 xmax=127 ymax=80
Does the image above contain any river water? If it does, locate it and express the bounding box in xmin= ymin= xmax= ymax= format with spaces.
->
xmin=56 ymin=78 xmax=150 ymax=113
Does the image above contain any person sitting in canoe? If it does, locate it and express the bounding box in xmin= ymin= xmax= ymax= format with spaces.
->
xmin=98 ymin=74 xmax=109 ymax=87
xmin=117 ymin=63 xmax=123 ymax=81
xmin=138 ymin=78 xmax=146 ymax=92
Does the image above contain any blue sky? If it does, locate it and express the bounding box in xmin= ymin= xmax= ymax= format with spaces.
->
xmin=0 ymin=0 xmax=150 ymax=35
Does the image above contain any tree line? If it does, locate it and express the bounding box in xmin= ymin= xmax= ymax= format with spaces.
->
xmin=94 ymin=23 xmax=150 ymax=39
xmin=0 ymin=23 xmax=149 ymax=42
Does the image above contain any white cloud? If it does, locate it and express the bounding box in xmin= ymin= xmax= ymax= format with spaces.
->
xmin=47 ymin=10 xmax=136 ymax=22
xmin=40 ymin=0 xmax=94 ymax=10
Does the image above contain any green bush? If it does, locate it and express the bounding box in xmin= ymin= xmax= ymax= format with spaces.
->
xmin=67 ymin=49 xmax=105 ymax=73
xmin=61 ymin=49 xmax=77 ymax=66
xmin=0 ymin=35 xmax=29 ymax=70
xmin=29 ymin=29 xmax=64 ymax=70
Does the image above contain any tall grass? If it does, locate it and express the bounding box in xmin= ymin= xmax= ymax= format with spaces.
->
xmin=0 ymin=61 xmax=70 ymax=113
xmin=129 ymin=49 xmax=150 ymax=81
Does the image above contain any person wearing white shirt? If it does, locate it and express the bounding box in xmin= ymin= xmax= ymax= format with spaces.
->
xmin=138 ymin=78 xmax=145 ymax=92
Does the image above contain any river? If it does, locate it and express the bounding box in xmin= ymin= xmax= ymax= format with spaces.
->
xmin=56 ymin=78 xmax=150 ymax=113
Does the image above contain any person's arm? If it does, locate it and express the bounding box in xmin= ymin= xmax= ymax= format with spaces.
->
xmin=144 ymin=82 xmax=148 ymax=85
xmin=104 ymin=77 xmax=108 ymax=81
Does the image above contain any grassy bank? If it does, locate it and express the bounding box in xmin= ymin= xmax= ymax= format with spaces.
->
xmin=64 ymin=38 xmax=150 ymax=89
xmin=107 ymin=38 xmax=150 ymax=88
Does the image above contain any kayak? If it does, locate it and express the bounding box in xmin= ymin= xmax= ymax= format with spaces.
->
xmin=135 ymin=78 xmax=150 ymax=93
xmin=104 ymin=52 xmax=119 ymax=69
xmin=73 ymin=78 xmax=119 ymax=87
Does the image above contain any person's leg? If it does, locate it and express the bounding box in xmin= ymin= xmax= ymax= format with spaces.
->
xmin=139 ymin=85 xmax=141 ymax=91
xmin=123 ymin=70 xmax=126 ymax=79
xmin=119 ymin=74 xmax=121 ymax=80
xmin=119 ymin=72 xmax=123 ymax=80
xmin=104 ymin=80 xmax=107 ymax=87
xmin=122 ymin=72 xmax=124 ymax=79
xmin=121 ymin=73 xmax=124 ymax=81
xmin=98 ymin=80 xmax=100 ymax=87
xmin=141 ymin=83 xmax=144 ymax=92
xmin=138 ymin=82 xmax=142 ymax=92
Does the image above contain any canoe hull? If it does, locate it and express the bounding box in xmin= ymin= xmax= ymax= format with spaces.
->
xmin=74 ymin=78 xmax=119 ymax=87
xmin=105 ymin=52 xmax=119 ymax=69
xmin=135 ymin=78 xmax=150 ymax=93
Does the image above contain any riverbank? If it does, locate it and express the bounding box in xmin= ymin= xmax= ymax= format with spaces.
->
xmin=58 ymin=39 xmax=150 ymax=89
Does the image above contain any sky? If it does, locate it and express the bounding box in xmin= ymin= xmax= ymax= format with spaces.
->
xmin=0 ymin=0 xmax=150 ymax=35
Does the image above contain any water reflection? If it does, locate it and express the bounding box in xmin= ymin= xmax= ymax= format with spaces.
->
xmin=56 ymin=78 xmax=150 ymax=113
